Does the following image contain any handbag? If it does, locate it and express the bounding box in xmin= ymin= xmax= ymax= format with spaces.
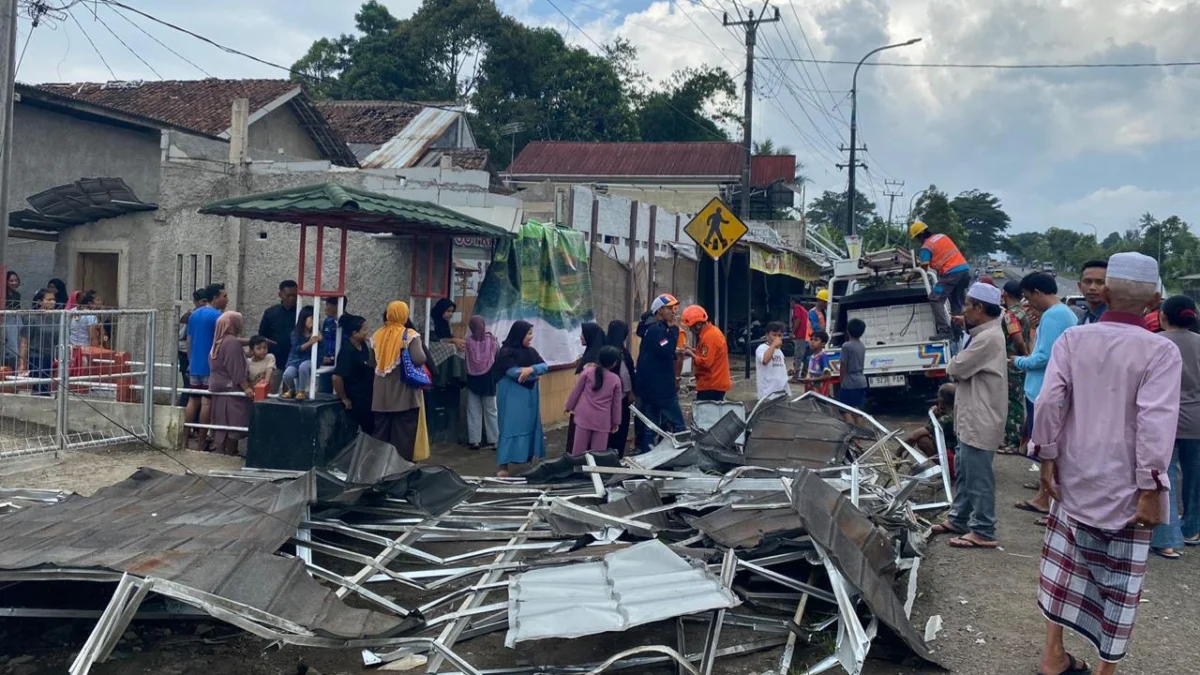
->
xmin=400 ymin=347 xmax=433 ymax=389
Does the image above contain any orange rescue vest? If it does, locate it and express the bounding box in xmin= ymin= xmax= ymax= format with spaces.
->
xmin=922 ymin=234 xmax=967 ymax=275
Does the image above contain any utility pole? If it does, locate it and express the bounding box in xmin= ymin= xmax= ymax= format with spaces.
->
xmin=724 ymin=3 xmax=779 ymax=221
xmin=724 ymin=3 xmax=778 ymax=381
xmin=883 ymin=179 xmax=904 ymax=247
xmin=0 ymin=0 xmax=17 ymax=361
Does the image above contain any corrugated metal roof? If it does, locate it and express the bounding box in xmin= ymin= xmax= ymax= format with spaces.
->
xmin=316 ymin=100 xmax=425 ymax=145
xmin=505 ymin=142 xmax=743 ymax=179
xmin=744 ymin=397 xmax=860 ymax=470
xmin=362 ymin=107 xmax=460 ymax=169
xmin=751 ymin=155 xmax=796 ymax=187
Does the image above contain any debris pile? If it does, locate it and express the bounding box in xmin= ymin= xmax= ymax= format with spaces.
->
xmin=0 ymin=391 xmax=951 ymax=675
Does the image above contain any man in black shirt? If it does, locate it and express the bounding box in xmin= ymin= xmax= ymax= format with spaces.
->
xmin=258 ymin=280 xmax=298 ymax=392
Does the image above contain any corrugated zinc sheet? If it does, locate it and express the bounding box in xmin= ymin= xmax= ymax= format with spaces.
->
xmin=744 ymin=397 xmax=858 ymax=470
xmin=0 ymin=468 xmax=404 ymax=639
xmin=362 ymin=107 xmax=460 ymax=169
xmin=198 ymin=182 xmax=510 ymax=237
xmin=750 ymin=155 xmax=796 ymax=187
xmin=505 ymin=141 xmax=742 ymax=178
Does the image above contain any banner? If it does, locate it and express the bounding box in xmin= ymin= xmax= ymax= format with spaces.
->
xmin=748 ymin=244 xmax=821 ymax=281
xmin=474 ymin=220 xmax=594 ymax=366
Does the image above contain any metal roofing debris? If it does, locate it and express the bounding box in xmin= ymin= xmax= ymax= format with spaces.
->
xmin=505 ymin=141 xmax=743 ymax=179
xmin=316 ymin=100 xmax=426 ymax=145
xmin=745 ymin=396 xmax=860 ymax=470
xmin=362 ymin=107 xmax=461 ymax=169
xmin=197 ymin=182 xmax=509 ymax=237
xmin=504 ymin=540 xmax=741 ymax=646
xmin=689 ymin=491 xmax=803 ymax=550
xmin=9 ymin=178 xmax=157 ymax=233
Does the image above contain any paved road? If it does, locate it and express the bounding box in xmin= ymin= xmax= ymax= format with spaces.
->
xmin=1002 ymin=265 xmax=1079 ymax=293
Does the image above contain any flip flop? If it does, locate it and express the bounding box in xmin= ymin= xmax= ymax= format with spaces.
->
xmin=1152 ymin=548 xmax=1182 ymax=560
xmin=1185 ymin=536 xmax=1200 ymax=547
xmin=1035 ymin=515 xmax=1050 ymax=527
xmin=996 ymin=447 xmax=1024 ymax=456
xmin=1038 ymin=652 xmax=1091 ymax=675
xmin=929 ymin=521 xmax=967 ymax=537
xmin=1023 ymin=481 xmax=1039 ymax=491
xmin=948 ymin=535 xmax=999 ymax=549
xmin=1015 ymin=500 xmax=1049 ymax=514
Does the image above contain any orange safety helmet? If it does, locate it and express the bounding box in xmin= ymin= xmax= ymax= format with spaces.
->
xmin=681 ymin=305 xmax=709 ymax=327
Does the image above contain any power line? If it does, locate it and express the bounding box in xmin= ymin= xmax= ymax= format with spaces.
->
xmin=67 ymin=8 xmax=117 ymax=80
xmin=106 ymin=3 xmax=212 ymax=77
xmin=88 ymin=6 xmax=162 ymax=78
xmin=760 ymin=56 xmax=1200 ymax=69
xmin=559 ymin=0 xmax=742 ymax=54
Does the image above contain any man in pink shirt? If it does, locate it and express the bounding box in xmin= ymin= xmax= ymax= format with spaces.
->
xmin=1031 ymin=252 xmax=1181 ymax=675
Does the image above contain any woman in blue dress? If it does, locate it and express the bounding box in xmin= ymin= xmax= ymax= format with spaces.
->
xmin=492 ymin=321 xmax=548 ymax=477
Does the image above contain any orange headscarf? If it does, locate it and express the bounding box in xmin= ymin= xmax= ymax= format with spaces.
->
xmin=209 ymin=311 xmax=243 ymax=360
xmin=373 ymin=301 xmax=417 ymax=376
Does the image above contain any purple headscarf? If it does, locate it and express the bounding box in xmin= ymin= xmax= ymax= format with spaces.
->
xmin=464 ymin=315 xmax=498 ymax=376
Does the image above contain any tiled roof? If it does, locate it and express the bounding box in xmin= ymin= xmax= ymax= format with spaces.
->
xmin=36 ymin=79 xmax=300 ymax=136
xmin=504 ymin=141 xmax=743 ymax=179
xmin=751 ymin=155 xmax=797 ymax=187
xmin=316 ymin=100 xmax=426 ymax=144
xmin=442 ymin=148 xmax=489 ymax=170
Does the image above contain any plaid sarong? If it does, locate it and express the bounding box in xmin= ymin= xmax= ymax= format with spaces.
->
xmin=1038 ymin=502 xmax=1151 ymax=663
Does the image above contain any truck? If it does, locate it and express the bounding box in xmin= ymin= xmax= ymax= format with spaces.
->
xmin=1042 ymin=262 xmax=1056 ymax=276
xmin=821 ymin=249 xmax=952 ymax=398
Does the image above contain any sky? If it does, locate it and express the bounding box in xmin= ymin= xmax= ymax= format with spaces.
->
xmin=13 ymin=0 xmax=1200 ymax=239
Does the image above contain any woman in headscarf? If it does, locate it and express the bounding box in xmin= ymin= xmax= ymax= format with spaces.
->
xmin=605 ymin=320 xmax=637 ymax=456
xmin=208 ymin=311 xmax=254 ymax=457
xmin=431 ymin=298 xmax=465 ymax=348
xmin=372 ymin=301 xmax=430 ymax=462
xmin=47 ymin=279 xmax=67 ymax=308
xmin=565 ymin=322 xmax=606 ymax=453
xmin=464 ymin=315 xmax=499 ymax=450
xmin=492 ymin=321 xmax=548 ymax=477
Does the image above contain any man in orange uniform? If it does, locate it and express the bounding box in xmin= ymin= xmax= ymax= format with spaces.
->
xmin=681 ymin=305 xmax=731 ymax=401
xmin=910 ymin=221 xmax=972 ymax=338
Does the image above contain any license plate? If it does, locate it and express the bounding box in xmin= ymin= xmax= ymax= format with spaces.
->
xmin=868 ymin=375 xmax=906 ymax=388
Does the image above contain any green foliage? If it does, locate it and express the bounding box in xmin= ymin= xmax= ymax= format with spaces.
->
xmin=804 ymin=189 xmax=878 ymax=234
xmin=912 ymin=185 xmax=971 ymax=256
xmin=950 ymin=190 xmax=1011 ymax=256
xmin=637 ymin=66 xmax=737 ymax=143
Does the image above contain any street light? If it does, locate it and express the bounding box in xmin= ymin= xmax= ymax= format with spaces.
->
xmin=908 ymin=187 xmax=930 ymax=224
xmin=845 ymin=38 xmax=922 ymax=237
xmin=1081 ymin=222 xmax=1098 ymax=239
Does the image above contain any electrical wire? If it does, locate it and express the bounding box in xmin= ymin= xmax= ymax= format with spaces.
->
xmin=558 ymin=0 xmax=742 ymax=54
xmin=760 ymin=56 xmax=1200 ymax=69
xmin=67 ymin=8 xmax=117 ymax=80
xmin=106 ymin=3 xmax=212 ymax=77
xmin=88 ymin=6 xmax=162 ymax=78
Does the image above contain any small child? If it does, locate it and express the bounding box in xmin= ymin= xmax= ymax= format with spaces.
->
xmin=906 ymin=383 xmax=957 ymax=476
xmin=755 ymin=321 xmax=792 ymax=400
xmin=564 ymin=346 xmax=623 ymax=456
xmin=247 ymin=335 xmax=277 ymax=390
xmin=282 ymin=306 xmax=322 ymax=400
xmin=837 ymin=318 xmax=868 ymax=425
xmin=802 ymin=331 xmax=835 ymax=397
xmin=322 ymin=296 xmax=342 ymax=365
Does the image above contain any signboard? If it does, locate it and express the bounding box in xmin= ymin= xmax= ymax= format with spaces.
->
xmin=684 ymin=197 xmax=748 ymax=260
xmin=748 ymin=245 xmax=821 ymax=281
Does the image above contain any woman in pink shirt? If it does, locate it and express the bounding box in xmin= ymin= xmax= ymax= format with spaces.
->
xmin=565 ymin=346 xmax=623 ymax=456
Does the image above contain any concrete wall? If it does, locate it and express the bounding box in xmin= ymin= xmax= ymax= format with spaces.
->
xmin=5 ymin=240 xmax=57 ymax=303
xmin=247 ymin=104 xmax=322 ymax=161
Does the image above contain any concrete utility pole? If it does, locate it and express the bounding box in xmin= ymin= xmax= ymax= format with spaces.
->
xmin=883 ymin=179 xmax=904 ymax=246
xmin=0 ymin=0 xmax=17 ymax=302
xmin=724 ymin=3 xmax=779 ymax=220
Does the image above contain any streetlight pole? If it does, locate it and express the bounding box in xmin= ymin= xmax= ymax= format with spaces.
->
xmin=907 ymin=187 xmax=929 ymax=224
xmin=845 ymin=38 xmax=921 ymax=237
xmin=1082 ymin=222 xmax=1098 ymax=240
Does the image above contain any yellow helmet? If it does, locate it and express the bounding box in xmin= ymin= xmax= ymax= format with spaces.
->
xmin=908 ymin=221 xmax=929 ymax=238
xmin=816 ymin=289 xmax=830 ymax=302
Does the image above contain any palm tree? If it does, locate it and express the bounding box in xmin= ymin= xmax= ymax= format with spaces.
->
xmin=753 ymin=139 xmax=793 ymax=156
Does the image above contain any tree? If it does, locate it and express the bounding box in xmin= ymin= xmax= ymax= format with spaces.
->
xmin=951 ymin=190 xmax=1011 ymax=256
xmin=753 ymin=139 xmax=793 ymax=156
xmin=804 ymin=189 xmax=878 ymax=234
xmin=637 ymin=66 xmax=737 ymax=143
xmin=912 ymin=185 xmax=970 ymax=256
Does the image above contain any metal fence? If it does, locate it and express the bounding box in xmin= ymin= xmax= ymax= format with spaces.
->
xmin=0 ymin=309 xmax=156 ymax=460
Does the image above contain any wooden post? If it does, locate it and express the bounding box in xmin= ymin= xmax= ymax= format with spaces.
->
xmin=627 ymin=201 xmax=638 ymax=332
xmin=648 ymin=205 xmax=658 ymax=301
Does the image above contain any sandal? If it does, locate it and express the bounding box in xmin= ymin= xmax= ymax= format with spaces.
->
xmin=1015 ymin=500 xmax=1049 ymax=514
xmin=1023 ymin=481 xmax=1039 ymax=491
xmin=996 ymin=446 xmax=1024 ymax=456
xmin=1152 ymin=547 xmax=1182 ymax=560
xmin=929 ymin=521 xmax=966 ymax=537
xmin=1186 ymin=535 xmax=1200 ymax=547
xmin=281 ymin=390 xmax=294 ymax=400
xmin=948 ymin=534 xmax=999 ymax=549
xmin=1035 ymin=515 xmax=1050 ymax=527
xmin=1038 ymin=652 xmax=1090 ymax=675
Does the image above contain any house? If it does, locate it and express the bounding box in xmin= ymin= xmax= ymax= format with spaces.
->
xmin=501 ymin=141 xmax=796 ymax=218
xmin=6 ymin=79 xmax=522 ymax=359
xmin=316 ymin=100 xmax=488 ymax=171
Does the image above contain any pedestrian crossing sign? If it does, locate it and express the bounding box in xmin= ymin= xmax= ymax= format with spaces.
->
xmin=684 ymin=197 xmax=748 ymax=260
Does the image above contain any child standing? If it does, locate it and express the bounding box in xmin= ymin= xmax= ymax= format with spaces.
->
xmin=247 ymin=335 xmax=277 ymax=390
xmin=802 ymin=331 xmax=835 ymax=396
xmin=322 ymin=297 xmax=341 ymax=365
xmin=838 ymin=319 xmax=869 ymax=425
xmin=564 ymin=346 xmax=623 ymax=456
xmin=755 ymin=321 xmax=792 ymax=400
xmin=282 ymin=306 xmax=322 ymax=400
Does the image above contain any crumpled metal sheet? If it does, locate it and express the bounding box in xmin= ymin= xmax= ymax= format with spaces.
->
xmin=322 ymin=433 xmax=476 ymax=515
xmin=546 ymin=483 xmax=669 ymax=537
xmin=689 ymin=492 xmax=803 ymax=550
xmin=505 ymin=540 xmax=740 ymax=646
xmin=520 ymin=451 xmax=622 ymax=483
xmin=790 ymin=469 xmax=941 ymax=667
xmin=744 ymin=397 xmax=860 ymax=470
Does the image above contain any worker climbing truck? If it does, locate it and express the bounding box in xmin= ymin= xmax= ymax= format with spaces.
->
xmin=822 ymin=248 xmax=953 ymax=400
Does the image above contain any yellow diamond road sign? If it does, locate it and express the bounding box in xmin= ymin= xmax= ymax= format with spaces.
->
xmin=684 ymin=197 xmax=748 ymax=260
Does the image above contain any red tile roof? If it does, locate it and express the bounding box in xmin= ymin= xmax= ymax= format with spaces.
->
xmin=439 ymin=148 xmax=490 ymax=171
xmin=505 ymin=141 xmax=743 ymax=179
xmin=35 ymin=79 xmax=300 ymax=136
xmin=315 ymin=100 xmax=425 ymax=145
xmin=751 ymin=155 xmax=796 ymax=187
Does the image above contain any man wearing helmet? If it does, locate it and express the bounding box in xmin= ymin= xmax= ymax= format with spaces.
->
xmin=681 ymin=305 xmax=731 ymax=401
xmin=910 ymin=221 xmax=972 ymax=338
xmin=809 ymin=289 xmax=829 ymax=336
xmin=634 ymin=294 xmax=687 ymax=452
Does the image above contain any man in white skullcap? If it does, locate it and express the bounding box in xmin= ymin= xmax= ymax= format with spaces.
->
xmin=929 ymin=281 xmax=1008 ymax=549
xmin=1032 ymin=252 xmax=1181 ymax=675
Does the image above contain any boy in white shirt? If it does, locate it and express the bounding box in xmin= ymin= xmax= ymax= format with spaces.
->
xmin=755 ymin=321 xmax=792 ymax=400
